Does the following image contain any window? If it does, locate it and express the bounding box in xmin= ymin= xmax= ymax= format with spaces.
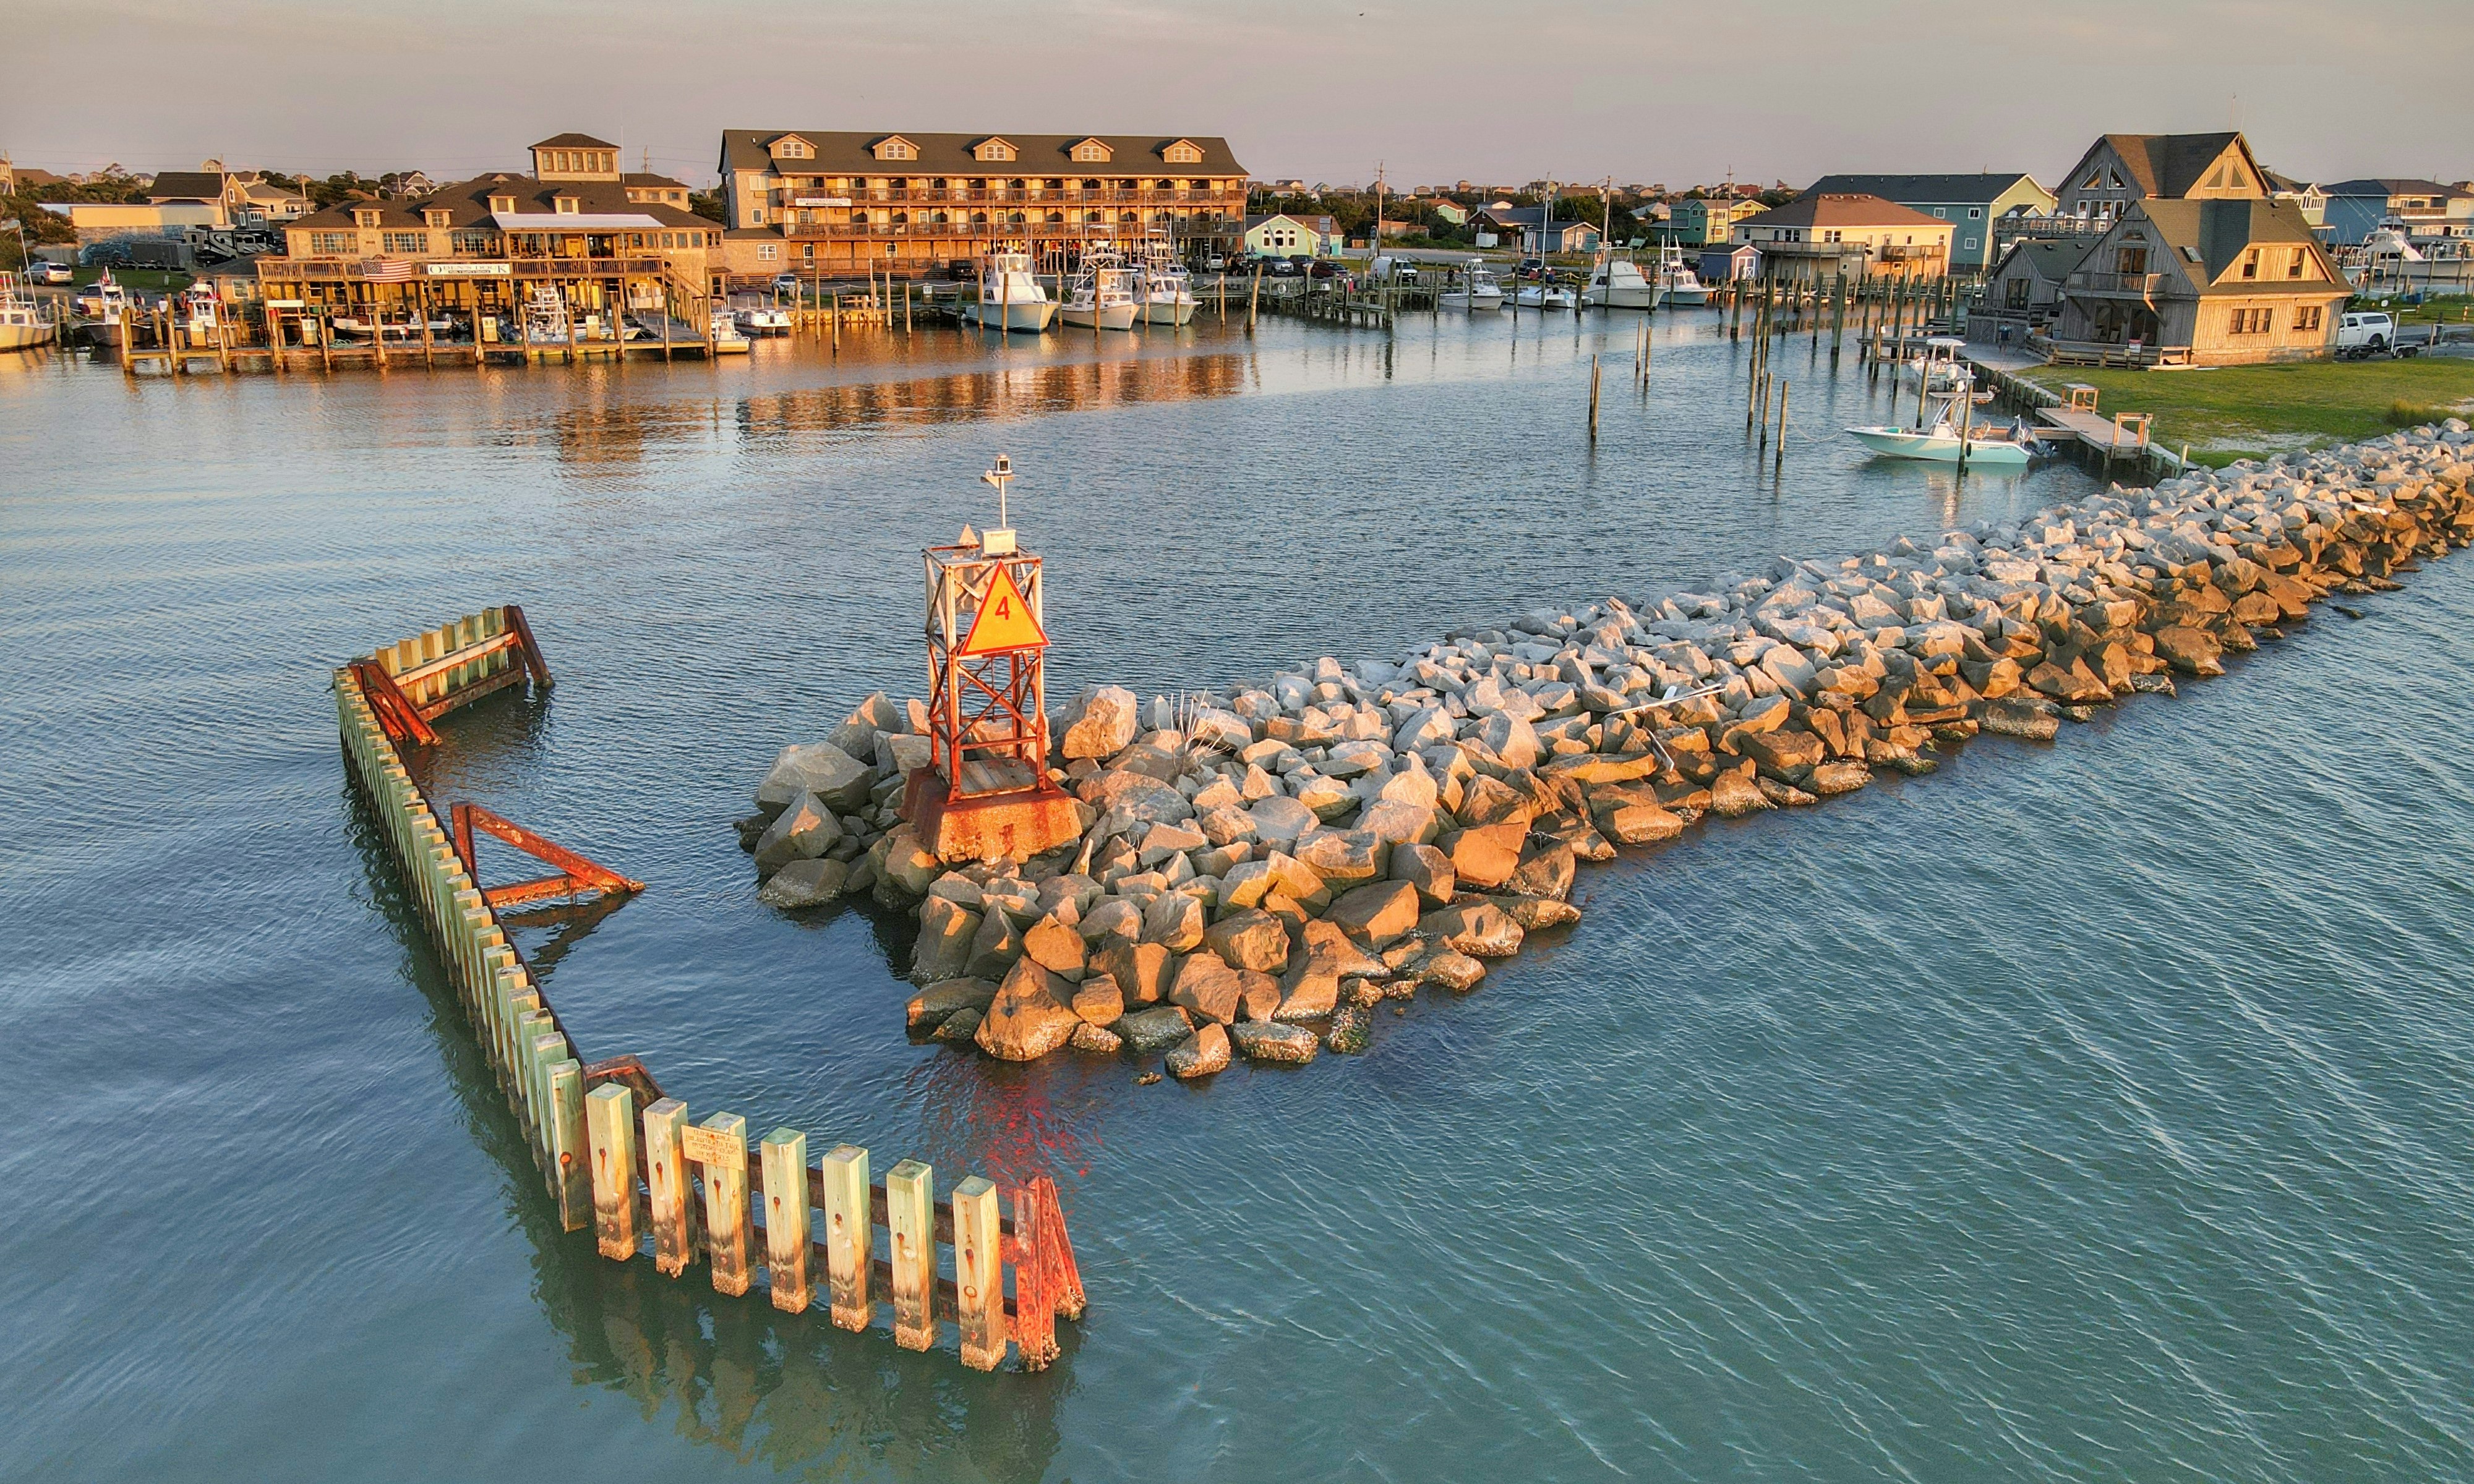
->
xmin=2293 ymin=304 xmax=2323 ymax=332
xmin=1932 ymin=206 xmax=1947 ymax=217
xmin=758 ymin=244 xmax=777 ymax=260
xmin=450 ymin=230 xmax=493 ymax=255
xmin=353 ymin=209 xmax=381 ymax=228
xmin=2288 ymin=247 xmax=2308 ymax=279
xmin=1963 ymin=237 xmax=1977 ymax=250
xmin=2005 ymin=277 xmax=2031 ymax=309
xmin=489 ymin=195 xmax=515 ymax=215
xmin=2240 ymin=248 xmax=2259 ymax=279
xmin=774 ymin=138 xmax=813 ymax=160
xmin=1071 ymin=140 xmax=1111 ymax=163
xmin=554 ymin=197 xmax=579 ymax=215
xmin=2228 ymin=307 xmax=2272 ymax=335
xmin=1163 ymin=142 xmax=1203 ymax=164
xmin=1967 ymin=207 xmax=1982 ymax=219
xmin=2117 ymin=246 xmax=2147 ymax=276
xmin=750 ymin=208 xmax=764 ymax=225
xmin=310 ymin=231 xmax=356 ymax=254
xmin=381 ymin=231 xmax=426 ymax=254
xmin=424 ymin=210 xmax=452 ymax=228
xmin=974 ymin=138 xmax=1016 ymax=163
xmin=874 ymin=138 xmax=915 ymax=161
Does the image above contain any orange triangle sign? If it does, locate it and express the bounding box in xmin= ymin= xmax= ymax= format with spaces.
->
xmin=957 ymin=565 xmax=1048 ymax=655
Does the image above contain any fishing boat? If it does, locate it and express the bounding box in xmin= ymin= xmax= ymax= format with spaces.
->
xmin=0 ymin=273 xmax=58 ymax=351
xmin=1580 ymin=251 xmax=1659 ymax=309
xmin=1129 ymin=238 xmax=1197 ymax=326
xmin=733 ymin=298 xmax=791 ymax=335
xmin=964 ymin=249 xmax=1058 ymax=333
xmin=1439 ymin=260 xmax=1505 ymax=310
xmin=708 ymin=310 xmax=750 ymax=354
xmin=1900 ymin=335 xmax=1974 ymax=393
xmin=1846 ymin=393 xmax=2036 ymax=464
xmin=521 ymin=286 xmax=575 ymax=346
xmin=1656 ymin=244 xmax=1712 ymax=306
xmin=1058 ymin=252 xmax=1139 ymax=330
xmin=1514 ymin=279 xmax=1576 ymax=310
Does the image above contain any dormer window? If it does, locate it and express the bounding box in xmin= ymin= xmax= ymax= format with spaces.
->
xmin=772 ymin=136 xmax=814 ymax=160
xmin=1161 ymin=140 xmax=1204 ymax=164
xmin=1070 ymin=138 xmax=1113 ymax=163
xmin=973 ymin=137 xmax=1017 ymax=163
xmin=489 ymin=194 xmax=516 ymax=215
xmin=353 ymin=208 xmax=381 ymax=228
xmin=871 ymin=136 xmax=917 ymax=161
xmin=424 ymin=209 xmax=452 ymax=228
xmin=554 ymin=196 xmax=580 ymax=215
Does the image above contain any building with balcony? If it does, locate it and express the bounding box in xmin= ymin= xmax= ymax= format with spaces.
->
xmin=714 ymin=130 xmax=1249 ymax=277
xmin=1667 ymin=197 xmax=1751 ymax=245
xmin=2044 ymin=198 xmax=2347 ymax=367
xmin=1731 ymin=194 xmax=1951 ymax=282
xmin=2318 ymin=178 xmax=2474 ymax=245
xmin=259 ymin=133 xmax=721 ymax=333
xmin=1801 ymin=173 xmax=2053 ymax=272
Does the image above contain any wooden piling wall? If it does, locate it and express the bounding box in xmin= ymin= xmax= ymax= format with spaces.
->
xmin=333 ymin=616 xmax=1082 ymax=1370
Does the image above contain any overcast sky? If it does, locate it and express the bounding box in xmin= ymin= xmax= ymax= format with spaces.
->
xmin=6 ymin=0 xmax=2467 ymax=189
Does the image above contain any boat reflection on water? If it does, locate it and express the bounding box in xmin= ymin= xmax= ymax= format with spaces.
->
xmin=737 ymin=351 xmax=1251 ymax=446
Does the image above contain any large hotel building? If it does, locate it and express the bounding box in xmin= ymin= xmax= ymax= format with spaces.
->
xmin=715 ymin=130 xmax=1249 ymax=276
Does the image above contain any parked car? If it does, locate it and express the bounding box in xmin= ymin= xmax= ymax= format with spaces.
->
xmin=1203 ymin=254 xmax=1226 ymax=271
xmin=1309 ymin=258 xmax=1342 ymax=279
xmin=2334 ymin=310 xmax=2395 ymax=358
xmin=31 ymin=261 xmax=74 ymax=285
xmin=1517 ymin=257 xmax=1546 ymax=280
xmin=770 ymin=273 xmax=803 ymax=297
xmin=1269 ymin=258 xmax=1300 ymax=277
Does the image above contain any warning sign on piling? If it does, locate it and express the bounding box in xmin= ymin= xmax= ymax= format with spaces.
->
xmin=957 ymin=565 xmax=1048 ymax=655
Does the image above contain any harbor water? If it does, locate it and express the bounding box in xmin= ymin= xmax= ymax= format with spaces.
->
xmin=4 ymin=309 xmax=2470 ymax=1482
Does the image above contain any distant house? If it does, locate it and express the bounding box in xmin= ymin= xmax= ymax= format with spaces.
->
xmin=1732 ymin=193 xmax=1952 ymax=281
xmin=2045 ymin=197 xmax=2348 ymax=366
xmin=1431 ymin=200 xmax=1470 ymax=227
xmin=1244 ymin=212 xmax=1332 ymax=257
xmin=623 ymin=173 xmax=694 ymax=210
xmin=2318 ymin=178 xmax=2474 ymax=245
xmin=1471 ymin=206 xmax=1598 ymax=254
xmin=2263 ymin=171 xmax=2328 ymax=229
xmin=1802 ymin=173 xmax=2054 ymax=271
xmin=146 ymin=166 xmax=308 ymax=226
xmin=2 ymin=158 xmax=65 ymax=193
xmin=1668 ymin=198 xmax=1746 ymax=245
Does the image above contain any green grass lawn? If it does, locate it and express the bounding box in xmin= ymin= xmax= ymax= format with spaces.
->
xmin=2019 ymin=357 xmax=2474 ymax=466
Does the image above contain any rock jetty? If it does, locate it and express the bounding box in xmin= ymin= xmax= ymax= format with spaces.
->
xmin=737 ymin=422 xmax=2474 ymax=1077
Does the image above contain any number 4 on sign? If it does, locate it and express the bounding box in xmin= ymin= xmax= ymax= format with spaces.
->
xmin=957 ymin=565 xmax=1047 ymax=655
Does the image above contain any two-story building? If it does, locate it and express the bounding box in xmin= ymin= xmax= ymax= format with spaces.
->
xmin=1800 ymin=173 xmax=2053 ymax=272
xmin=2044 ymin=198 xmax=2348 ymax=366
xmin=1243 ymin=213 xmax=1335 ymax=258
xmin=259 ymin=133 xmax=720 ymax=337
xmin=2318 ymin=178 xmax=2474 ymax=245
xmin=1667 ymin=197 xmax=1749 ymax=245
xmin=714 ymin=130 xmax=1248 ymax=278
xmin=147 ymin=166 xmax=311 ymax=226
xmin=1469 ymin=206 xmax=1599 ymax=254
xmin=1732 ymin=194 xmax=1951 ymax=282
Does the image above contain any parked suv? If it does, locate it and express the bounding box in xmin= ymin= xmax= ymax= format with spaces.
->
xmin=31 ymin=261 xmax=74 ymax=285
xmin=2335 ymin=310 xmax=2395 ymax=358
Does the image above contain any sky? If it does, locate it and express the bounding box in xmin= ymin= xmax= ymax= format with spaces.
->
xmin=5 ymin=0 xmax=2468 ymax=190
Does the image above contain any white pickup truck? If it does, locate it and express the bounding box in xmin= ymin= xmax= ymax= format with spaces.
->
xmin=2334 ymin=310 xmax=2397 ymax=358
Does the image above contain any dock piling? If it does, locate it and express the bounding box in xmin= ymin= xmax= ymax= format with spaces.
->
xmin=696 ymin=1112 xmax=751 ymax=1297
xmin=586 ymin=1082 xmax=640 ymax=1260
xmin=887 ymin=1159 xmax=935 ymax=1350
xmin=761 ymin=1127 xmax=811 ymax=1313
xmin=644 ymin=1097 xmax=696 ymax=1276
xmin=820 ymin=1143 xmax=872 ymax=1331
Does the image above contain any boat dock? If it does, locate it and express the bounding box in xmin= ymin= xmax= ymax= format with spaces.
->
xmin=1960 ymin=343 xmax=2186 ymax=475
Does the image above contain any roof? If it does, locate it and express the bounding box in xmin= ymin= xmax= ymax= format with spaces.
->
xmin=2097 ymin=132 xmax=2249 ymax=198
xmin=2318 ymin=177 xmax=2474 ymax=200
xmin=622 ymin=172 xmax=688 ymax=190
xmin=147 ymin=171 xmax=228 ymax=200
xmin=1990 ymin=237 xmax=2092 ymax=281
xmin=492 ymin=212 xmax=668 ymax=230
xmin=1805 ymin=172 xmax=2044 ymax=204
xmin=288 ymin=171 xmax=714 ymax=233
xmin=1743 ymin=193 xmax=1947 ymax=229
xmin=1243 ymin=213 xmax=1333 ymax=231
xmin=716 ymin=130 xmax=1246 ymax=177
xmin=1472 ymin=206 xmax=1596 ymax=230
xmin=2129 ymin=198 xmax=2340 ymax=291
xmin=532 ymin=132 xmax=618 ymax=150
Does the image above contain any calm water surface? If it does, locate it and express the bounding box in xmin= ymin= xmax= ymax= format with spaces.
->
xmin=4 ymin=311 xmax=2470 ymax=1482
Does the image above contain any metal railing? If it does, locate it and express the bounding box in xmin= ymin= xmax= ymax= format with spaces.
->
xmin=2065 ymin=270 xmax=2164 ymax=294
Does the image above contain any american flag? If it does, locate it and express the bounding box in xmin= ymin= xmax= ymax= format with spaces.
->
xmin=364 ymin=258 xmax=414 ymax=282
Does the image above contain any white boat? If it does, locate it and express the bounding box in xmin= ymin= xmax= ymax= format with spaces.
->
xmin=1439 ymin=260 xmax=1505 ymax=310
xmin=1514 ymin=281 xmax=1576 ymax=310
xmin=0 ymin=273 xmax=58 ymax=351
xmin=964 ymin=249 xmax=1058 ymax=333
xmin=1901 ymin=335 xmax=1974 ymax=393
xmin=521 ymin=286 xmax=575 ymax=346
xmin=1128 ymin=237 xmax=1198 ymax=326
xmin=734 ymin=301 xmax=791 ymax=335
xmin=1846 ymin=396 xmax=2035 ymax=464
xmin=1656 ymin=245 xmax=1712 ymax=306
xmin=708 ymin=310 xmax=750 ymax=354
xmin=1581 ymin=252 xmax=1659 ymax=309
xmin=1058 ymin=254 xmax=1139 ymax=330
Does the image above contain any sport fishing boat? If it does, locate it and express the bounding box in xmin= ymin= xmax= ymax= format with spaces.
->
xmin=0 ymin=273 xmax=58 ymax=351
xmin=734 ymin=297 xmax=792 ymax=335
xmin=1058 ymin=252 xmax=1139 ymax=330
xmin=1656 ymin=244 xmax=1712 ymax=306
xmin=1438 ymin=260 xmax=1505 ymax=310
xmin=1514 ymin=279 xmax=1577 ymax=310
xmin=708 ymin=309 xmax=750 ymax=353
xmin=1846 ymin=393 xmax=2037 ymax=464
xmin=964 ymin=249 xmax=1058 ymax=333
xmin=1129 ymin=238 xmax=1198 ymax=326
xmin=1580 ymin=250 xmax=1659 ymax=309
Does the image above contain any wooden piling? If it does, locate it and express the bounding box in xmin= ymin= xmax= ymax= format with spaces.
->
xmin=1774 ymin=379 xmax=1789 ymax=464
xmin=760 ymin=1127 xmax=810 ymax=1313
xmin=586 ymin=1081 xmax=640 ymax=1260
xmin=952 ymin=1176 xmax=1005 ymax=1371
xmin=547 ymin=1058 xmax=590 ymax=1231
xmin=643 ymin=1096 xmax=697 ymax=1277
xmin=1247 ymin=267 xmax=1261 ymax=334
xmin=695 ymin=1112 xmax=751 ymax=1297
xmin=818 ymin=1143 xmax=872 ymax=1331
xmin=1588 ymin=354 xmax=1601 ymax=441
xmin=886 ymin=1158 xmax=934 ymax=1350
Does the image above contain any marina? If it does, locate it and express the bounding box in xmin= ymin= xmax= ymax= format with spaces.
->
xmin=8 ymin=286 xmax=2474 ymax=1482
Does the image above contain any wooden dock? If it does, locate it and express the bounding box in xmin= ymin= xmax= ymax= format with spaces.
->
xmin=335 ymin=607 xmax=1084 ymax=1370
xmin=1961 ymin=348 xmax=2186 ymax=475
